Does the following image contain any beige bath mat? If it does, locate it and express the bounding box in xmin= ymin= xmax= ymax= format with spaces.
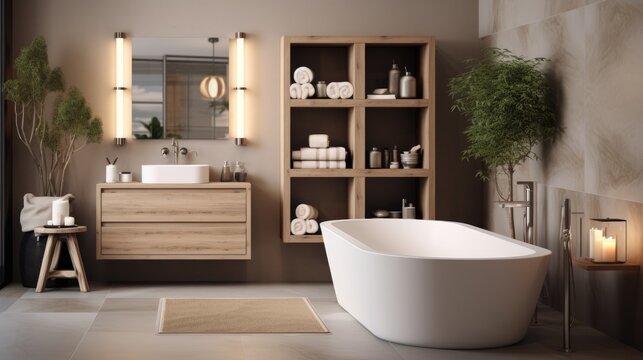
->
xmin=157 ymin=297 xmax=328 ymax=334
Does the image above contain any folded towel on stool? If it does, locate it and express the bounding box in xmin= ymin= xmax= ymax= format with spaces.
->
xmin=296 ymin=204 xmax=318 ymax=220
xmin=290 ymin=218 xmax=307 ymax=236
xmin=309 ymin=134 xmax=329 ymax=148
xmin=305 ymin=219 xmax=319 ymax=234
xmin=294 ymin=66 xmax=314 ymax=84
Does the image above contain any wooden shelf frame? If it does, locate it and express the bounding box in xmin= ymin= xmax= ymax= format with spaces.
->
xmin=281 ymin=36 xmax=435 ymax=243
xmin=572 ymin=257 xmax=640 ymax=271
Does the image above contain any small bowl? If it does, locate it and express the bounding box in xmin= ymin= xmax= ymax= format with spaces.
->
xmin=400 ymin=152 xmax=419 ymax=169
xmin=388 ymin=211 xmax=402 ymax=218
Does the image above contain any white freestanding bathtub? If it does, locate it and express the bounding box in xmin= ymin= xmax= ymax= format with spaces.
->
xmin=321 ymin=219 xmax=551 ymax=349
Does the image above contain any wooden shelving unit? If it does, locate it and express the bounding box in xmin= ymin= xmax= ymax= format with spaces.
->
xmin=281 ymin=36 xmax=435 ymax=243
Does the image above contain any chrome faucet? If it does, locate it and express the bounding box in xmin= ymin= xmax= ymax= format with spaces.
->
xmin=161 ymin=138 xmax=188 ymax=164
xmin=497 ymin=181 xmax=535 ymax=246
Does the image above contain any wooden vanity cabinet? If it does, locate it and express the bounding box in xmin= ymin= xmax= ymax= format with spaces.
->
xmin=96 ymin=182 xmax=251 ymax=260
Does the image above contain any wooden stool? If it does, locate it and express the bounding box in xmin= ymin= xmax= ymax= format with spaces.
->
xmin=34 ymin=226 xmax=89 ymax=292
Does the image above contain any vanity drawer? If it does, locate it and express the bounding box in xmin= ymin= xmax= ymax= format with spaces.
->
xmin=100 ymin=222 xmax=248 ymax=258
xmin=101 ymin=189 xmax=246 ymax=222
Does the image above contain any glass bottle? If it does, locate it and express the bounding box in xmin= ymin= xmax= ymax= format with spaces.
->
xmin=233 ymin=161 xmax=247 ymax=182
xmin=388 ymin=60 xmax=400 ymax=97
xmin=220 ymin=161 xmax=233 ymax=182
xmin=369 ymin=147 xmax=382 ymax=169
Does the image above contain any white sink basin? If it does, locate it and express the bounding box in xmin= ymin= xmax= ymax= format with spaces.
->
xmin=141 ymin=164 xmax=209 ymax=184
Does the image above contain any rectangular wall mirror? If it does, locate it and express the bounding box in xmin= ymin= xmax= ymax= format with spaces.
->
xmin=132 ymin=37 xmax=229 ymax=140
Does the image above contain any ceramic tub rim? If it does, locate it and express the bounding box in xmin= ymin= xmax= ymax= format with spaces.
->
xmin=320 ymin=218 xmax=552 ymax=261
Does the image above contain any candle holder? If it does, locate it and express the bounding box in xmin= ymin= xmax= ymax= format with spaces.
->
xmin=588 ymin=218 xmax=626 ymax=264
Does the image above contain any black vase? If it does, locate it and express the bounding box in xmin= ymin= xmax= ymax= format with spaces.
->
xmin=19 ymin=231 xmax=73 ymax=288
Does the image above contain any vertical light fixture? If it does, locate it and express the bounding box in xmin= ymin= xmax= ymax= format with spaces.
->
xmin=234 ymin=32 xmax=246 ymax=146
xmin=114 ymin=32 xmax=126 ymax=145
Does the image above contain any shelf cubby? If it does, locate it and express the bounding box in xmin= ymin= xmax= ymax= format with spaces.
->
xmin=365 ymin=177 xmax=424 ymax=219
xmin=281 ymin=36 xmax=435 ymax=243
xmin=365 ymin=44 xmax=425 ymax=99
xmin=287 ymin=177 xmax=352 ymax=243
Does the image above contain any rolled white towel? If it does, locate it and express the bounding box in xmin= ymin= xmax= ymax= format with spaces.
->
xmin=338 ymin=82 xmax=354 ymax=99
xmin=317 ymin=148 xmax=328 ymax=161
xmin=291 ymin=218 xmax=307 ymax=236
xmin=289 ymin=83 xmax=302 ymax=99
xmin=326 ymin=82 xmax=340 ymax=99
xmin=292 ymin=161 xmax=318 ymax=169
xmin=301 ymin=83 xmax=315 ymax=98
xmin=296 ymin=204 xmax=318 ymax=220
xmin=305 ymin=219 xmax=319 ymax=234
xmin=309 ymin=134 xmax=329 ymax=148
xmin=294 ymin=66 xmax=314 ymax=84
xmin=292 ymin=150 xmax=302 ymax=160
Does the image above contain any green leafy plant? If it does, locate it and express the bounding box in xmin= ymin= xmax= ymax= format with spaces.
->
xmin=135 ymin=116 xmax=164 ymax=139
xmin=448 ymin=48 xmax=558 ymax=238
xmin=3 ymin=36 xmax=103 ymax=196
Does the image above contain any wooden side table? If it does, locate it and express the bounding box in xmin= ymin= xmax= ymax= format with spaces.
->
xmin=34 ymin=226 xmax=89 ymax=292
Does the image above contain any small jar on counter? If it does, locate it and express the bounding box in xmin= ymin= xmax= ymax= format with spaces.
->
xmin=233 ymin=161 xmax=247 ymax=182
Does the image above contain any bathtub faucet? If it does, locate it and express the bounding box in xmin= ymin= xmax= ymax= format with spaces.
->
xmin=496 ymin=181 xmax=535 ymax=246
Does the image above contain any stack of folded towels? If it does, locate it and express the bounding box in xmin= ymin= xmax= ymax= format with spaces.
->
xmin=293 ymin=134 xmax=347 ymax=169
xmin=290 ymin=66 xmax=315 ymax=99
xmin=291 ymin=203 xmax=319 ymax=235
xmin=326 ymin=81 xmax=354 ymax=99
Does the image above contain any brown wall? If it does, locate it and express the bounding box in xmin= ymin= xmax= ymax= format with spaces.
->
xmin=11 ymin=0 xmax=482 ymax=282
xmin=480 ymin=0 xmax=643 ymax=350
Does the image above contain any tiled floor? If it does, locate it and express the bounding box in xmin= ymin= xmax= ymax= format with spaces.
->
xmin=0 ymin=283 xmax=641 ymax=360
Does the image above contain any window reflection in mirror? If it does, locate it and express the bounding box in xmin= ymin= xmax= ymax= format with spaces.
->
xmin=131 ymin=37 xmax=229 ymax=140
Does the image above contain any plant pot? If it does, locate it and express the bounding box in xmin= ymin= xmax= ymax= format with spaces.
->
xmin=19 ymin=231 xmax=74 ymax=288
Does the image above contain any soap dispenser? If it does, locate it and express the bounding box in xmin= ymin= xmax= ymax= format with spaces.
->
xmin=400 ymin=67 xmax=417 ymax=99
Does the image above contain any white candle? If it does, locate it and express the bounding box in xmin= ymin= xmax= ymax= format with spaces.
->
xmin=64 ymin=216 xmax=75 ymax=226
xmin=589 ymin=228 xmax=603 ymax=261
xmin=602 ymin=236 xmax=616 ymax=262
xmin=51 ymin=199 xmax=70 ymax=226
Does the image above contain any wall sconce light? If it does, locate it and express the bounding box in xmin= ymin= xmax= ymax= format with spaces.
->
xmin=234 ymin=32 xmax=247 ymax=146
xmin=114 ymin=32 xmax=127 ymax=146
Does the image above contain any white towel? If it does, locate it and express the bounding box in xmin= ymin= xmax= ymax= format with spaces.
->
xmin=305 ymin=219 xmax=319 ymax=234
xmin=301 ymin=83 xmax=315 ymax=98
xmin=328 ymin=161 xmax=347 ymax=169
xmin=296 ymin=204 xmax=318 ymax=220
xmin=289 ymin=83 xmax=302 ymax=99
xmin=292 ymin=161 xmax=317 ymax=169
xmin=291 ymin=218 xmax=307 ymax=235
xmin=338 ymin=82 xmax=354 ymax=99
xmin=292 ymin=150 xmax=302 ymax=160
xmin=327 ymin=82 xmax=340 ymax=99
xmin=309 ymin=134 xmax=329 ymax=148
xmin=337 ymin=147 xmax=347 ymax=161
xmin=317 ymin=148 xmax=328 ymax=161
xmin=294 ymin=66 xmax=314 ymax=84
xmin=300 ymin=147 xmax=317 ymax=159
xmin=318 ymin=161 xmax=329 ymax=169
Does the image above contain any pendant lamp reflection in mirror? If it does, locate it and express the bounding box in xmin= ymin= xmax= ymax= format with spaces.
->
xmin=200 ymin=37 xmax=226 ymax=100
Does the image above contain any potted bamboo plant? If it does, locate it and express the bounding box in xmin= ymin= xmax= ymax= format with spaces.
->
xmin=3 ymin=36 xmax=102 ymax=286
xmin=448 ymin=48 xmax=558 ymax=239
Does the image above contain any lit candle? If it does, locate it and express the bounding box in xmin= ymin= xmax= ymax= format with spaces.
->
xmin=589 ymin=228 xmax=603 ymax=261
xmin=602 ymin=236 xmax=616 ymax=262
